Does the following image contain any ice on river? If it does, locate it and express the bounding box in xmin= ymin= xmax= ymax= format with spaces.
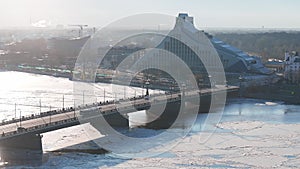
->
xmin=42 ymin=121 xmax=300 ymax=168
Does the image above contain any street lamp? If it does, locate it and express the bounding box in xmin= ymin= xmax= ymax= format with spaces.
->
xmin=19 ymin=111 xmax=22 ymax=127
xmin=225 ymin=80 xmax=228 ymax=87
xmin=182 ymin=83 xmax=186 ymax=97
xmin=208 ymin=75 xmax=212 ymax=88
xmin=145 ymin=79 xmax=150 ymax=96
xmin=238 ymin=75 xmax=243 ymax=85
xmin=238 ymin=75 xmax=244 ymax=97
xmin=170 ymin=85 xmax=174 ymax=97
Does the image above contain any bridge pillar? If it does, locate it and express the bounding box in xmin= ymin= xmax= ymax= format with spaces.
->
xmin=145 ymin=91 xmax=228 ymax=129
xmin=145 ymin=100 xmax=181 ymax=129
xmin=199 ymin=90 xmax=230 ymax=113
xmin=198 ymin=95 xmax=211 ymax=113
xmin=103 ymin=112 xmax=129 ymax=128
xmin=0 ymin=133 xmax=43 ymax=152
xmin=0 ymin=133 xmax=43 ymax=165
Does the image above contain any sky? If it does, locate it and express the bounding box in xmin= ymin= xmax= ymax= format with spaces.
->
xmin=0 ymin=0 xmax=300 ymax=29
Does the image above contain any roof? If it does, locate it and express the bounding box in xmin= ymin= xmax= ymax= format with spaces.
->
xmin=178 ymin=13 xmax=189 ymax=18
xmin=211 ymin=38 xmax=252 ymax=60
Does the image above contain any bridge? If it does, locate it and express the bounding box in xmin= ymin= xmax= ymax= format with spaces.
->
xmin=0 ymin=85 xmax=238 ymax=153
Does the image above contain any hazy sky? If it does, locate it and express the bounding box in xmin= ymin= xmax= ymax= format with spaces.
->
xmin=1 ymin=0 xmax=300 ymax=28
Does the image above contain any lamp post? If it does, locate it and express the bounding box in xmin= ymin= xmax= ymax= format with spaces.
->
xmin=103 ymin=89 xmax=106 ymax=102
xmin=182 ymin=83 xmax=186 ymax=97
xmin=62 ymin=94 xmax=65 ymax=110
xmin=82 ymin=91 xmax=85 ymax=105
xmin=39 ymin=99 xmax=42 ymax=114
xmin=208 ymin=75 xmax=212 ymax=88
xmin=19 ymin=111 xmax=22 ymax=127
xmin=238 ymin=75 xmax=244 ymax=97
xmin=145 ymin=79 xmax=150 ymax=96
xmin=74 ymin=100 xmax=76 ymax=118
xmin=123 ymin=87 xmax=126 ymax=99
xmin=15 ymin=103 xmax=17 ymax=120
xmin=170 ymin=86 xmax=174 ymax=97
xmin=134 ymin=90 xmax=136 ymax=105
xmin=49 ymin=105 xmax=52 ymax=124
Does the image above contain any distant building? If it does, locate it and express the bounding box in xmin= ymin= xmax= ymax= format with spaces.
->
xmin=98 ymin=46 xmax=144 ymax=69
xmin=47 ymin=36 xmax=90 ymax=66
xmin=98 ymin=13 xmax=276 ymax=86
xmin=284 ymin=51 xmax=300 ymax=83
xmin=210 ymin=37 xmax=273 ymax=75
xmin=264 ymin=59 xmax=284 ymax=72
xmin=155 ymin=13 xmax=274 ymax=84
xmin=285 ymin=51 xmax=300 ymax=71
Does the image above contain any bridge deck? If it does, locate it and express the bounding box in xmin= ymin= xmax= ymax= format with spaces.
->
xmin=0 ymin=85 xmax=238 ymax=140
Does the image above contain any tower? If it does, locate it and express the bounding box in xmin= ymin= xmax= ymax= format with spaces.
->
xmin=176 ymin=13 xmax=194 ymax=25
xmin=285 ymin=51 xmax=290 ymax=63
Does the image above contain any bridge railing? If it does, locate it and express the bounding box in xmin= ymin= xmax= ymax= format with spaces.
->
xmin=1 ymin=117 xmax=79 ymax=139
xmin=0 ymin=107 xmax=77 ymax=127
xmin=0 ymin=96 xmax=132 ymax=127
xmin=0 ymin=93 xmax=145 ymax=127
xmin=0 ymin=88 xmax=208 ymax=126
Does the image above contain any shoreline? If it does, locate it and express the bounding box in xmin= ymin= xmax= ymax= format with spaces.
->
xmin=4 ymin=68 xmax=179 ymax=91
xmin=2 ymin=69 xmax=300 ymax=105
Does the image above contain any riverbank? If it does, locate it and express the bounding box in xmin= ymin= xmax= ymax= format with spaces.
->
xmin=244 ymin=83 xmax=300 ymax=105
xmin=3 ymin=68 xmax=300 ymax=105
xmin=5 ymin=68 xmax=179 ymax=91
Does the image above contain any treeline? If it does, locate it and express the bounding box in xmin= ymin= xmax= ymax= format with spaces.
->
xmin=214 ymin=32 xmax=300 ymax=61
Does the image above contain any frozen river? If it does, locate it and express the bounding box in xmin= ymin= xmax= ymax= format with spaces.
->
xmin=0 ymin=71 xmax=299 ymax=168
xmin=0 ymin=71 xmax=148 ymax=121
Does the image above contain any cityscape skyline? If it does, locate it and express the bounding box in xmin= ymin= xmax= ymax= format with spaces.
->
xmin=1 ymin=0 xmax=300 ymax=29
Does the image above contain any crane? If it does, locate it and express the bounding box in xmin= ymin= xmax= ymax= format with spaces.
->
xmin=68 ymin=24 xmax=88 ymax=37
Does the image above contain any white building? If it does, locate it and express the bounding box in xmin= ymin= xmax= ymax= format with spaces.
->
xmin=284 ymin=51 xmax=300 ymax=83
xmin=285 ymin=51 xmax=300 ymax=71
